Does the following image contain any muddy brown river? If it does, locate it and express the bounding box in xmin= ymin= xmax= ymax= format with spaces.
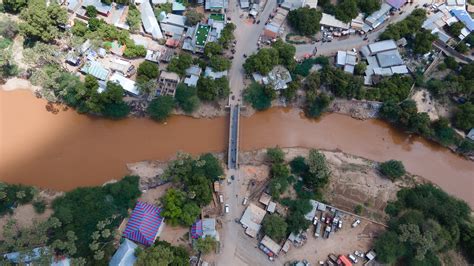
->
xmin=1 ymin=90 xmax=473 ymax=206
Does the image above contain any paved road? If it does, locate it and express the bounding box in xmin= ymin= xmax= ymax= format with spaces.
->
xmin=294 ymin=0 xmax=432 ymax=57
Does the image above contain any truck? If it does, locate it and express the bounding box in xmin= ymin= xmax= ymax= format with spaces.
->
xmin=352 ymin=219 xmax=361 ymax=228
xmin=213 ymin=181 xmax=220 ymax=192
xmin=314 ymin=222 xmax=322 ymax=238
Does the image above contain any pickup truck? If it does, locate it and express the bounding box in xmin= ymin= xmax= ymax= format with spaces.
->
xmin=314 ymin=222 xmax=322 ymax=238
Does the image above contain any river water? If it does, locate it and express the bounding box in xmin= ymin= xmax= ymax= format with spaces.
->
xmin=1 ymin=90 xmax=473 ymax=205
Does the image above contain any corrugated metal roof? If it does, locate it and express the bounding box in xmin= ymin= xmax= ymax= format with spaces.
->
xmin=141 ymin=0 xmax=163 ymax=39
xmin=451 ymin=9 xmax=474 ymax=32
xmin=386 ymin=0 xmax=406 ymax=9
xmin=123 ymin=201 xmax=163 ymax=246
xmin=81 ymin=60 xmax=110 ymax=80
xmin=109 ymin=239 xmax=138 ymax=266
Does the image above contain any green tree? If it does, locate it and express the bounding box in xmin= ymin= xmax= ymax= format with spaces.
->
xmin=354 ymin=62 xmax=367 ymax=75
xmin=290 ymin=156 xmax=309 ymax=176
xmin=85 ymin=5 xmax=98 ymax=17
xmin=71 ymin=20 xmax=88 ymax=37
xmin=379 ymin=160 xmax=405 ymax=181
xmin=455 ymin=103 xmax=474 ymax=131
xmin=413 ymin=29 xmax=436 ymax=54
xmin=272 ymin=39 xmax=296 ymax=68
xmin=282 ymin=79 xmax=300 ymax=102
xmin=287 ymin=7 xmax=322 ymax=35
xmin=0 ymin=17 xmax=19 ymax=39
xmin=197 ymin=153 xmax=224 ymax=181
xmin=244 ymin=82 xmax=274 ymax=110
xmin=123 ymin=44 xmax=146 ymax=58
xmin=448 ymin=21 xmax=464 ymax=37
xmin=357 ymin=0 xmax=381 ymax=14
xmin=304 ymin=91 xmax=331 ymax=118
xmin=218 ymin=23 xmax=235 ymax=48
xmin=185 ymin=9 xmax=204 ymax=26
xmin=3 ymin=0 xmax=28 ymax=13
xmin=209 ymin=55 xmax=231 ymax=71
xmin=204 ymin=42 xmax=223 ymax=58
xmin=137 ymin=61 xmax=159 ymax=81
xmin=195 ymin=236 xmax=218 ymax=254
xmin=175 ymin=83 xmax=200 ymax=113
xmin=304 ymin=149 xmax=330 ymax=188
xmin=455 ymin=42 xmax=469 ymax=54
xmin=161 ymin=188 xmax=200 ymax=226
xmin=262 ymin=214 xmax=288 ymax=242
xmin=102 ymin=102 xmax=130 ymax=119
xmin=136 ymin=246 xmax=174 ymax=266
xmin=335 ymin=0 xmax=358 ymax=23
xmin=147 ymin=96 xmax=175 ymax=122
xmin=374 ymin=231 xmax=406 ymax=264
xmin=243 ymin=48 xmax=279 ymax=75
xmin=126 ymin=4 xmax=141 ymax=32
xmin=19 ymin=0 xmax=68 ymax=42
xmin=432 ymin=117 xmax=456 ymax=146
xmin=167 ymin=53 xmax=193 ymax=77
xmin=444 ymin=56 xmax=458 ymax=70
xmin=196 ymin=77 xmax=229 ymax=101
xmin=266 ymin=147 xmax=285 ymax=164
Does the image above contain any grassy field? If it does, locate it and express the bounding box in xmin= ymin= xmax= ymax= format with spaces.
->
xmin=196 ymin=24 xmax=211 ymax=46
xmin=209 ymin=13 xmax=225 ymax=21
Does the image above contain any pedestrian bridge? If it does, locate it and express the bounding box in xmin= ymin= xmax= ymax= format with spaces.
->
xmin=227 ymin=104 xmax=240 ymax=169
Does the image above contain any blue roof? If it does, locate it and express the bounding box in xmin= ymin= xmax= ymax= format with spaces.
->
xmin=123 ymin=201 xmax=163 ymax=246
xmin=109 ymin=239 xmax=138 ymax=266
xmin=451 ymin=9 xmax=474 ymax=32
xmin=80 ymin=60 xmax=110 ymax=80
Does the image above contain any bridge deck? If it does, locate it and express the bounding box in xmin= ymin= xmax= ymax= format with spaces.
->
xmin=227 ymin=104 xmax=240 ymax=169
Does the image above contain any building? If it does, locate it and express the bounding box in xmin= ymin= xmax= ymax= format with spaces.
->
xmin=191 ymin=218 xmax=220 ymax=241
xmin=109 ymin=58 xmax=132 ymax=76
xmin=2 ymin=247 xmax=48 ymax=265
xmin=109 ymin=73 xmax=140 ymax=96
xmin=240 ymin=0 xmax=249 ymax=8
xmin=263 ymin=8 xmax=288 ymax=38
xmin=304 ymin=199 xmax=319 ymax=221
xmin=320 ymin=13 xmax=350 ymax=30
xmin=123 ymin=201 xmax=164 ymax=246
xmin=266 ymin=201 xmax=276 ymax=213
xmin=81 ymin=0 xmax=112 ymax=16
xmin=386 ymin=0 xmax=406 ymax=9
xmin=205 ymin=0 xmax=228 ymax=10
xmin=467 ymin=128 xmax=474 ymax=141
xmin=145 ymin=49 xmax=161 ymax=63
xmin=172 ymin=1 xmax=186 ymax=14
xmin=109 ymin=239 xmax=138 ymax=266
xmin=451 ymin=9 xmax=474 ymax=32
xmin=141 ymin=0 xmax=164 ymax=39
xmin=204 ymin=67 xmax=228 ymax=79
xmin=184 ymin=65 xmax=202 ymax=87
xmin=360 ymin=40 xmax=408 ymax=85
xmin=260 ymin=236 xmax=281 ymax=256
xmin=80 ymin=60 xmax=110 ymax=81
xmin=156 ymin=71 xmax=180 ymax=97
xmin=364 ymin=3 xmax=392 ymax=29
xmin=240 ymin=203 xmax=266 ymax=238
xmin=336 ymin=50 xmax=358 ymax=74
xmin=252 ymin=65 xmax=292 ymax=90
xmin=259 ymin=193 xmax=271 ymax=206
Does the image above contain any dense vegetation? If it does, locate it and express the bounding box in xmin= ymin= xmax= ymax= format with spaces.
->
xmin=51 ymin=176 xmax=141 ymax=261
xmin=160 ymin=153 xmax=224 ymax=226
xmin=0 ymin=17 xmax=20 ymax=80
xmin=319 ymin=0 xmax=381 ymax=23
xmin=19 ymin=0 xmax=67 ymax=43
xmin=167 ymin=53 xmax=193 ymax=77
xmin=196 ymin=76 xmax=230 ymax=102
xmin=375 ymin=184 xmax=474 ymax=264
xmin=243 ymin=82 xmax=275 ymax=111
xmin=262 ymin=214 xmax=288 ymax=242
xmin=379 ymin=160 xmax=406 ymax=181
xmin=287 ymin=7 xmax=322 ymax=36
xmin=243 ymin=40 xmax=296 ymax=75
xmin=175 ymin=83 xmax=200 ymax=113
xmin=126 ymin=4 xmax=141 ymax=32
xmin=380 ymin=9 xmax=435 ymax=54
xmin=147 ymin=95 xmax=175 ymax=122
xmin=0 ymin=183 xmax=36 ymax=216
xmin=136 ymin=240 xmax=190 ymax=265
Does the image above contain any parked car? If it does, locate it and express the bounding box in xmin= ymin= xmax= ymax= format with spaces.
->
xmin=224 ymin=204 xmax=229 ymax=213
xmin=349 ymin=254 xmax=358 ymax=263
xmin=219 ymin=194 xmax=224 ymax=203
xmin=338 ymin=220 xmax=342 ymax=229
xmin=315 ymin=222 xmax=322 ymax=238
xmin=242 ymin=197 xmax=248 ymax=205
xmin=313 ymin=216 xmax=319 ymax=225
xmin=320 ymin=213 xmax=326 ymax=223
xmin=352 ymin=219 xmax=361 ymax=228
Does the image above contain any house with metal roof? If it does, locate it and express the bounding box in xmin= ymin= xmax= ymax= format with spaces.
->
xmin=386 ymin=0 xmax=406 ymax=9
xmin=336 ymin=51 xmax=358 ymax=74
xmin=184 ymin=65 xmax=202 ymax=87
xmin=3 ymin=247 xmax=48 ymax=265
xmin=191 ymin=218 xmax=220 ymax=241
xmin=260 ymin=236 xmax=281 ymax=256
xmin=365 ymin=3 xmax=392 ymax=29
xmin=141 ymin=0 xmax=164 ymax=39
xmin=266 ymin=201 xmax=276 ymax=213
xmin=467 ymin=128 xmax=474 ymax=141
xmin=81 ymin=60 xmax=110 ymax=81
xmin=320 ymin=13 xmax=350 ymax=30
xmin=451 ymin=9 xmax=474 ymax=32
xmin=205 ymin=0 xmax=228 ymax=10
xmin=172 ymin=2 xmax=186 ymax=14
xmin=204 ymin=67 xmax=228 ymax=79
xmin=123 ymin=201 xmax=164 ymax=246
xmin=109 ymin=239 xmax=138 ymax=266
xmin=109 ymin=72 xmax=140 ymax=96
xmin=240 ymin=203 xmax=266 ymax=238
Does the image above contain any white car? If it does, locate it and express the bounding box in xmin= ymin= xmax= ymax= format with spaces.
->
xmin=349 ymin=254 xmax=358 ymax=263
xmin=352 ymin=219 xmax=361 ymax=228
xmin=224 ymin=204 xmax=230 ymax=213
xmin=219 ymin=194 xmax=224 ymax=203
xmin=242 ymin=197 xmax=248 ymax=205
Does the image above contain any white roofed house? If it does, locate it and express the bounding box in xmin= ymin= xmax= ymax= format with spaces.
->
xmin=336 ymin=51 xmax=358 ymax=74
xmin=109 ymin=72 xmax=140 ymax=96
xmin=240 ymin=203 xmax=266 ymax=238
xmin=205 ymin=0 xmax=228 ymax=10
xmin=109 ymin=239 xmax=138 ymax=266
xmin=252 ymin=65 xmax=292 ymax=91
xmin=320 ymin=13 xmax=350 ymax=30
xmin=141 ymin=0 xmax=164 ymax=39
xmin=184 ymin=65 xmax=202 ymax=87
xmin=364 ymin=3 xmax=392 ymax=30
xmin=204 ymin=67 xmax=228 ymax=79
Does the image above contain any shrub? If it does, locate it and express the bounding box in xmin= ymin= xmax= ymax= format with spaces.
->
xmin=147 ymin=96 xmax=175 ymax=122
xmin=33 ymin=200 xmax=46 ymax=214
xmin=379 ymin=160 xmax=406 ymax=181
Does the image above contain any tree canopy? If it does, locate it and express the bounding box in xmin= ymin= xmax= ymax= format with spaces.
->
xmin=288 ymin=7 xmax=322 ymax=36
xmin=455 ymin=103 xmax=474 ymax=131
xmin=379 ymin=160 xmax=406 ymax=181
xmin=175 ymin=83 xmax=200 ymax=114
xmin=262 ymin=214 xmax=288 ymax=242
xmin=136 ymin=240 xmax=189 ymax=266
xmin=147 ymin=96 xmax=175 ymax=122
xmin=185 ymin=9 xmax=204 ymax=26
xmin=196 ymin=76 xmax=230 ymax=101
xmin=19 ymin=0 xmax=68 ymax=42
xmin=167 ymin=53 xmax=193 ymax=77
xmin=243 ymin=82 xmax=275 ymax=111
